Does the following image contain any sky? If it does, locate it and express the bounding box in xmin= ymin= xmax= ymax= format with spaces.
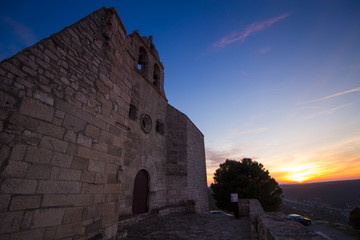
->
xmin=1 ymin=0 xmax=359 ymax=185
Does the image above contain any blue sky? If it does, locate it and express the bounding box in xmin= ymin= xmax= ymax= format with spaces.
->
xmin=1 ymin=0 xmax=360 ymax=184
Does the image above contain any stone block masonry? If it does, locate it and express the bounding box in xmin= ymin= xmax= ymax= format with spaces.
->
xmin=0 ymin=6 xmax=208 ymax=240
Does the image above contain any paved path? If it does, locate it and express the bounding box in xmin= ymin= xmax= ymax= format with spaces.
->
xmin=122 ymin=213 xmax=251 ymax=240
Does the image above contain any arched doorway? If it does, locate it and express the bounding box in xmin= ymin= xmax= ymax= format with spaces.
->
xmin=132 ymin=169 xmax=149 ymax=214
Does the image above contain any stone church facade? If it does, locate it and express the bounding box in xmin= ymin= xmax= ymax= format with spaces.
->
xmin=0 ymin=7 xmax=208 ymax=239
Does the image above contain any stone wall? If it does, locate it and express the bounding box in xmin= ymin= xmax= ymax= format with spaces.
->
xmin=0 ymin=7 xmax=208 ymax=239
xmin=186 ymin=116 xmax=209 ymax=213
xmin=166 ymin=105 xmax=209 ymax=213
xmin=166 ymin=105 xmax=188 ymax=205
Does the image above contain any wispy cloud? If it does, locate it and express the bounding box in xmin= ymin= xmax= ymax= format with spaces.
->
xmin=206 ymin=147 xmax=243 ymax=167
xmin=257 ymin=47 xmax=272 ymax=54
xmin=2 ymin=16 xmax=36 ymax=45
xmin=228 ymin=127 xmax=268 ymax=138
xmin=206 ymin=147 xmax=246 ymax=185
xmin=212 ymin=12 xmax=291 ymax=49
xmin=299 ymin=87 xmax=360 ymax=105
xmin=353 ymin=63 xmax=360 ymax=70
xmin=305 ymin=103 xmax=352 ymax=119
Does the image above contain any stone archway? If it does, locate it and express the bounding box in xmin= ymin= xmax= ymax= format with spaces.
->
xmin=132 ymin=169 xmax=149 ymax=214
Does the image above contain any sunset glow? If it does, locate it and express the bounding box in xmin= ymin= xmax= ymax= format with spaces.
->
xmin=285 ymin=175 xmax=310 ymax=183
xmin=207 ymin=135 xmax=360 ymax=186
xmin=282 ymin=167 xmax=317 ymax=183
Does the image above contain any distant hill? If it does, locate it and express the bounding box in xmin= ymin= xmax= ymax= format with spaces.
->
xmin=281 ymin=179 xmax=360 ymax=209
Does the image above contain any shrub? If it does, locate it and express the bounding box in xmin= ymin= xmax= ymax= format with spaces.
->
xmin=349 ymin=207 xmax=360 ymax=229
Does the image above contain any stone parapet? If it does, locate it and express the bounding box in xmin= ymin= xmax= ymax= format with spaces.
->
xmin=238 ymin=199 xmax=327 ymax=240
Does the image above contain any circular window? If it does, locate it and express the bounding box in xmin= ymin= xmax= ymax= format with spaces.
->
xmin=140 ymin=114 xmax=152 ymax=133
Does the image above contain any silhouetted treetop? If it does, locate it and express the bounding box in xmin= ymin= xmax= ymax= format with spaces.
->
xmin=211 ymin=158 xmax=282 ymax=212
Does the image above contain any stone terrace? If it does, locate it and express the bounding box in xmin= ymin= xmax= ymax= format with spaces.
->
xmin=120 ymin=213 xmax=251 ymax=240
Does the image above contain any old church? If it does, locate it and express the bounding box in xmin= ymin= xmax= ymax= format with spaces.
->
xmin=0 ymin=7 xmax=208 ymax=239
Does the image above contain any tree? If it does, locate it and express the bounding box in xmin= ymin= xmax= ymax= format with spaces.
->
xmin=210 ymin=158 xmax=282 ymax=212
xmin=349 ymin=207 xmax=360 ymax=229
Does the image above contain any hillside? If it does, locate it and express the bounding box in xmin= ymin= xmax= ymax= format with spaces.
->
xmin=281 ymin=179 xmax=360 ymax=209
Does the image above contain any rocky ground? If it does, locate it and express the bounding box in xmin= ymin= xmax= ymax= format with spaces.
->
xmin=281 ymin=199 xmax=360 ymax=240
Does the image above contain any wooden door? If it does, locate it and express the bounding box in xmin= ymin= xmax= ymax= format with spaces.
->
xmin=132 ymin=170 xmax=149 ymax=214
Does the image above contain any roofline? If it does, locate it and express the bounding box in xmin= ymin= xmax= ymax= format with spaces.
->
xmin=168 ymin=104 xmax=204 ymax=137
xmin=105 ymin=7 xmax=127 ymax=35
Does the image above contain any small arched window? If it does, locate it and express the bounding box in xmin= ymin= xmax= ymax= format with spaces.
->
xmin=153 ymin=64 xmax=160 ymax=87
xmin=137 ymin=47 xmax=148 ymax=73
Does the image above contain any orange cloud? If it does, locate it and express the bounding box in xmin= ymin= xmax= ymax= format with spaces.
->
xmin=206 ymin=134 xmax=360 ymax=186
xmin=270 ymin=136 xmax=360 ymax=184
